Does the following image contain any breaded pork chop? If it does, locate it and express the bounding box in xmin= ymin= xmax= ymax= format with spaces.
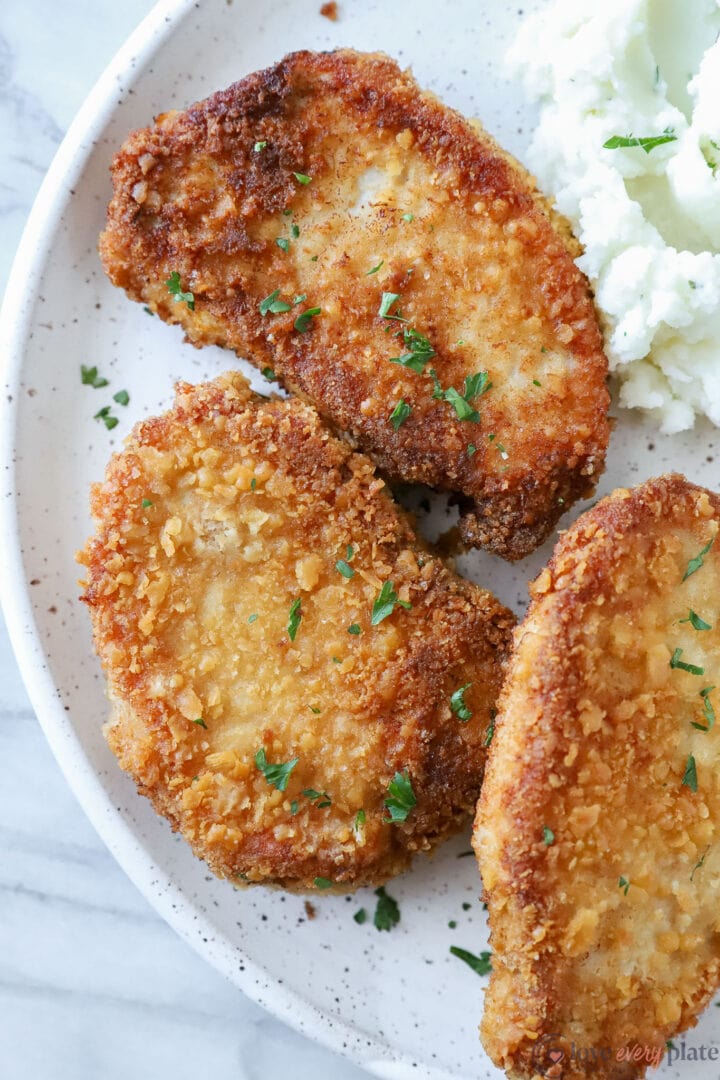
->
xmin=99 ymin=48 xmax=610 ymax=561
xmin=474 ymin=475 xmax=720 ymax=1079
xmin=78 ymin=373 xmax=514 ymax=892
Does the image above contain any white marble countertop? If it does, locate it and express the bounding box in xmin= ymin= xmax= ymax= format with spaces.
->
xmin=0 ymin=3 xmax=367 ymax=1077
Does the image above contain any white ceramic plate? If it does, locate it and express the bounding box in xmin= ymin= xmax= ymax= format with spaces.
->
xmin=1 ymin=1 xmax=718 ymax=1077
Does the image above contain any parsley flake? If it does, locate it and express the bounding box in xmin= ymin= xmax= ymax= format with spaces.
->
xmin=287 ymin=598 xmax=302 ymax=642
xmin=680 ymin=609 xmax=712 ymax=631
xmin=308 ymin=705 xmax=321 ymax=714
xmin=335 ymin=559 xmax=354 ymax=579
xmin=683 ymin=537 xmax=715 ymax=581
xmin=389 ymin=326 xmax=436 ymax=373
xmin=354 ymin=809 xmax=366 ymax=833
xmin=165 ymin=271 xmax=195 ymax=310
xmin=379 ymin=292 xmax=401 ymax=319
xmin=294 ymin=307 xmax=321 ymax=333
xmin=193 ymin=718 xmax=208 ymax=730
xmin=94 ymin=406 xmax=119 ymax=431
xmin=141 ymin=498 xmax=153 ymax=509
xmin=254 ymin=140 xmax=267 ymax=152
xmin=691 ymin=846 xmax=710 ymax=881
xmin=533 ymin=379 xmax=542 ymax=387
xmin=262 ymin=367 xmax=277 ymax=381
xmin=449 ymin=946 xmax=492 ymax=976
xmin=366 ymin=261 xmax=384 ymax=275
xmin=290 ymin=800 xmax=299 ymax=815
xmin=346 ymin=544 xmax=354 ymax=561
xmin=603 ymin=128 xmax=677 ymax=153
xmin=303 ymin=788 xmax=332 ymax=808
xmin=81 ymin=365 xmax=109 ymax=388
xmin=348 ymin=623 xmax=361 ymax=635
xmin=401 ymin=212 xmax=414 ymax=222
xmin=682 ymin=754 xmax=698 ymax=793
xmin=259 ymin=288 xmax=292 ymax=315
xmin=371 ymin=580 xmax=412 ymax=625
xmin=693 ymin=687 xmax=717 ymax=732
xmin=444 ymin=386 xmax=479 ymax=423
xmin=247 ymin=613 xmax=259 ymax=624
xmin=670 ymin=648 xmax=704 ymax=676
xmin=276 ymin=237 xmax=290 ymax=252
xmin=255 ymin=747 xmax=298 ymax=791
xmin=373 ymin=886 xmax=400 ymax=931
xmin=450 ymin=683 xmax=472 ymax=722
xmin=293 ymin=172 xmax=312 ymax=185
xmin=291 ymin=223 xmax=300 ymax=238
xmin=112 ymin=389 xmax=129 ymax=407
xmin=467 ymin=444 xmax=477 ymax=457
xmin=389 ymin=398 xmax=412 ymax=430
xmin=618 ymin=876 xmax=630 ymax=895
xmin=353 ymin=908 xmax=367 ymax=924
xmin=314 ymin=877 xmax=333 ymax=890
xmin=384 ymin=769 xmax=416 ymax=823
xmin=542 ymin=826 xmax=555 ymax=846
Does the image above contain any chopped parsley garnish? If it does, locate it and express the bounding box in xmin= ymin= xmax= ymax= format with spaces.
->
xmin=254 ymin=140 xmax=267 ymax=152
xmin=346 ymin=544 xmax=354 ymax=561
xmin=259 ymin=289 xmax=292 ymax=315
xmin=389 ymin=326 xmax=436 ymax=373
xmin=603 ymin=128 xmax=677 ymax=153
xmin=250 ymin=478 xmax=257 ymax=491
xmin=354 ymin=809 xmax=366 ymax=832
xmin=680 ymin=609 xmax=712 ymax=631
xmin=81 ymin=365 xmax=109 ymax=388
xmin=354 ymin=908 xmax=367 ymax=924
xmin=314 ymin=877 xmax=333 ymax=890
xmin=308 ymin=705 xmax=321 ymax=714
xmin=348 ymin=623 xmax=361 ymax=635
xmin=462 ymin=902 xmax=471 ymax=911
xmin=693 ymin=687 xmax=717 ymax=732
xmin=287 ymin=598 xmax=302 ymax=641
xmin=165 ymin=271 xmax=195 ymax=310
xmin=143 ymin=306 xmax=154 ymax=316
xmin=294 ymin=307 xmax=321 ymax=333
xmin=378 ymin=292 xmax=401 ymax=319
xmin=335 ymin=559 xmax=354 ymax=579
xmin=373 ymin=886 xmax=400 ymax=931
xmin=448 ymin=920 xmax=457 ymax=929
xmin=332 ymin=656 xmax=342 ymax=664
xmin=113 ymin=389 xmax=129 ymax=407
xmin=276 ymin=237 xmax=290 ymax=252
xmin=427 ymin=368 xmax=490 ymax=422
xmin=94 ymin=406 xmax=119 ymax=431
xmin=533 ymin=379 xmax=542 ymax=387
xmin=293 ymin=293 xmax=307 ymax=305
xmin=444 ymin=387 xmax=479 ymax=422
xmin=291 ymin=223 xmax=300 ymax=238
xmin=371 ymin=580 xmax=412 ymax=625
xmin=247 ymin=614 xmax=259 ymax=625
xmin=542 ymin=826 xmax=555 ymax=846
xmin=618 ymin=876 xmax=630 ymax=895
xmin=366 ymin=261 xmax=384 ymax=275
xmin=262 ymin=367 xmax=277 ymax=381
xmin=449 ymin=946 xmax=492 ymax=976
xmin=670 ymin=648 xmax=704 ymax=676
xmin=254 ymin=747 xmax=298 ymax=791
xmin=691 ymin=846 xmax=710 ymax=881
xmin=450 ymin=683 xmax=472 ymax=722
xmin=682 ymin=754 xmax=698 ymax=793
xmin=401 ymin=212 xmax=414 ymax=222
xmin=463 ymin=371 xmax=491 ymax=399
xmin=389 ymin=398 xmax=412 ymax=430
xmin=193 ymin=718 xmax=208 ymax=730
xmin=467 ymin=444 xmax=477 ymax=457
xmin=683 ymin=537 xmax=715 ymax=581
xmin=384 ymin=769 xmax=417 ymax=822
xmin=141 ymin=498 xmax=153 ymax=509
xmin=483 ymin=715 xmax=495 ymax=747
xmin=303 ymin=788 xmax=332 ymax=808
xmin=293 ymin=172 xmax=312 ymax=185
xmin=290 ymin=800 xmax=299 ymax=815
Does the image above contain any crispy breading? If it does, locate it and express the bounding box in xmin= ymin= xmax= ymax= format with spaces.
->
xmin=474 ymin=475 xmax=720 ymax=1079
xmin=78 ymin=373 xmax=514 ymax=891
xmin=98 ymin=48 xmax=610 ymax=561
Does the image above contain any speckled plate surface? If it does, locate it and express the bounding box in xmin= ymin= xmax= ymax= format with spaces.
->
xmin=1 ymin=1 xmax=718 ymax=1077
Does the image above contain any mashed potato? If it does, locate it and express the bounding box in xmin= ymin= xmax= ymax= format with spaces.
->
xmin=510 ymin=0 xmax=720 ymax=432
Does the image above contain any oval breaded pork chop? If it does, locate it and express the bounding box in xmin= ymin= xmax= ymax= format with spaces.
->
xmin=78 ymin=373 xmax=514 ymax=891
xmin=474 ymin=475 xmax=720 ymax=1079
xmin=99 ymin=48 xmax=609 ymax=561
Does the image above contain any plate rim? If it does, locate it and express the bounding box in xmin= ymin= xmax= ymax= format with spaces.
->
xmin=0 ymin=2 xmax=435 ymax=1076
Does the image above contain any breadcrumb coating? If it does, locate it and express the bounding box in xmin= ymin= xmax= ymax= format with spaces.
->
xmin=474 ymin=474 xmax=720 ymax=1079
xmin=99 ymin=48 xmax=609 ymax=560
xmin=78 ymin=373 xmax=514 ymax=891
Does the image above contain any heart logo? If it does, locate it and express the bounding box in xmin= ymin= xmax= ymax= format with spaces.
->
xmin=548 ymin=1050 xmax=564 ymax=1064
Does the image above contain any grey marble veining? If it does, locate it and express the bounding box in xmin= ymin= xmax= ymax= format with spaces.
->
xmin=0 ymin=3 xmax=367 ymax=1077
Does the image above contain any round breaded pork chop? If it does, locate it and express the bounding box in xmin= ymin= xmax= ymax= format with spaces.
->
xmin=475 ymin=475 xmax=720 ymax=1079
xmin=79 ymin=373 xmax=514 ymax=892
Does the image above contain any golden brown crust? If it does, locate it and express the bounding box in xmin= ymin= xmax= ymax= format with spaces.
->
xmin=78 ymin=372 xmax=514 ymax=891
xmin=99 ymin=48 xmax=609 ymax=561
xmin=474 ymin=474 xmax=720 ymax=1079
